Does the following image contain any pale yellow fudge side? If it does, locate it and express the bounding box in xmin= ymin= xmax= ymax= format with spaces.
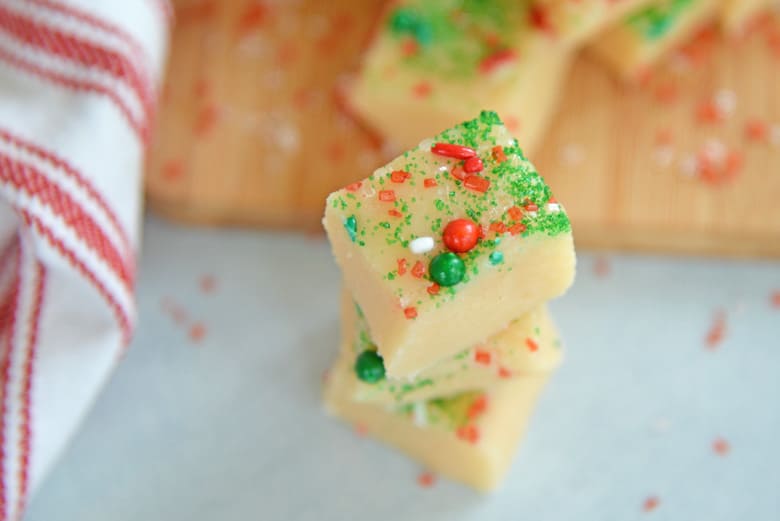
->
xmin=340 ymin=291 xmax=562 ymax=405
xmin=323 ymin=111 xmax=575 ymax=379
xmin=720 ymin=0 xmax=775 ymax=35
xmin=587 ymin=0 xmax=720 ymax=80
xmin=323 ymin=357 xmax=549 ymax=492
xmin=348 ymin=0 xmax=572 ymax=154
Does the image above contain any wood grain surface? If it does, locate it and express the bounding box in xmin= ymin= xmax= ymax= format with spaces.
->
xmin=146 ymin=1 xmax=780 ymax=256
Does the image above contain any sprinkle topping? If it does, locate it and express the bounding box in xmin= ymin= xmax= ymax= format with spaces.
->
xmin=479 ymin=48 xmax=518 ymax=74
xmin=343 ymin=215 xmax=357 ymax=242
xmin=409 ymin=236 xmax=435 ymax=254
xmin=463 ymin=156 xmax=484 ymax=173
xmin=391 ymin=170 xmax=412 ymax=183
xmin=429 ymin=252 xmax=466 ymax=287
xmin=442 ymin=218 xmax=480 ymax=253
xmin=379 ymin=190 xmax=396 ymax=202
xmin=431 ymin=142 xmax=477 ymax=159
xmin=329 ymin=111 xmax=571 ymax=315
xmin=354 ymin=350 xmax=385 ymax=383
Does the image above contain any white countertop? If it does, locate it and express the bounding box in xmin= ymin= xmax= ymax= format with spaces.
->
xmin=26 ymin=216 xmax=780 ymax=521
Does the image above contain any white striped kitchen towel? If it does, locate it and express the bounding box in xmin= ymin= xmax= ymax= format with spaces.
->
xmin=0 ymin=1 xmax=169 ymax=518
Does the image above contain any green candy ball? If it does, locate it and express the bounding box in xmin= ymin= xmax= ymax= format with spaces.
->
xmin=389 ymin=8 xmax=419 ymax=34
xmin=354 ymin=350 xmax=385 ymax=383
xmin=429 ymin=252 xmax=466 ymax=287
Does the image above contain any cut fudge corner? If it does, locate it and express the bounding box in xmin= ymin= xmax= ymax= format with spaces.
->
xmin=323 ymin=110 xmax=575 ymax=379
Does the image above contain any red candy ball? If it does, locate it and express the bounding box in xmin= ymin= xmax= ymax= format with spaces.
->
xmin=443 ymin=218 xmax=480 ymax=253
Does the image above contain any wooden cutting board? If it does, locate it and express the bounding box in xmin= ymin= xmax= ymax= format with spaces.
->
xmin=146 ymin=1 xmax=780 ymax=257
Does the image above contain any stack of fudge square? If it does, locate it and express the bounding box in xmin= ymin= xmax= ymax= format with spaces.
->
xmin=322 ymin=112 xmax=576 ymax=491
xmin=320 ymin=0 xmax=774 ymax=492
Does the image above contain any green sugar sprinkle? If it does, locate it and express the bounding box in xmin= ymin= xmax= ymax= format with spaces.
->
xmin=489 ymin=251 xmax=504 ymax=265
xmin=626 ymin=0 xmax=696 ymax=40
xmin=343 ymin=215 xmax=357 ymax=243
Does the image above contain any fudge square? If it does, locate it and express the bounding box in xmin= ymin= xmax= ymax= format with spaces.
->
xmin=323 ymin=111 xmax=575 ymax=379
xmin=347 ymin=0 xmax=572 ymax=154
xmin=323 ymin=356 xmax=550 ymax=492
xmin=587 ymin=0 xmax=720 ymax=80
xmin=341 ymin=291 xmax=562 ymax=405
xmin=535 ymin=0 xmax=656 ymax=46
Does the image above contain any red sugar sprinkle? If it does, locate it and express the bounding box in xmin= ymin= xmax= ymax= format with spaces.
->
xmin=162 ymin=159 xmax=185 ymax=181
xmin=745 ymin=119 xmax=769 ymax=143
xmin=524 ymin=202 xmax=538 ymax=212
xmin=525 ymin=338 xmax=539 ymax=352
xmin=390 ymin=170 xmax=411 ymax=183
xmin=489 ymin=222 xmax=506 ymax=234
xmin=705 ymin=310 xmax=727 ymax=350
xmin=643 ymin=496 xmax=660 ymax=513
xmin=474 ymin=349 xmax=491 ymax=365
xmin=456 ymin=425 xmax=480 ymax=444
xmin=388 ymin=209 xmax=403 ymax=218
xmin=353 ymin=423 xmax=368 ymax=437
xmin=498 ymin=367 xmax=512 ymax=378
xmin=712 ymin=437 xmax=731 ymax=456
xmin=396 ymin=259 xmax=406 ymax=275
xmin=412 ymin=81 xmax=432 ymax=98
xmin=404 ymin=306 xmax=418 ymax=319
xmin=464 ymin=175 xmax=490 ymax=193
xmin=397 ymin=258 xmax=407 ymax=276
xmin=189 ymin=322 xmax=206 ymax=343
xmin=678 ymin=26 xmax=717 ymax=67
xmin=401 ymin=38 xmax=419 ymax=57
xmin=431 ymin=142 xmax=477 ymax=159
xmin=507 ymin=206 xmax=523 ymax=221
xmin=505 ymin=116 xmax=520 ymax=132
xmin=423 ymin=178 xmax=437 ymax=188
xmin=199 ymin=275 xmax=216 ymax=293
xmin=492 ymin=145 xmax=507 ymax=163
xmin=463 ymin=156 xmax=484 ymax=173
xmin=653 ymin=82 xmax=679 ymax=105
xmin=236 ymin=3 xmax=269 ymax=36
xmin=509 ymin=223 xmax=526 ymax=236
xmin=771 ymin=291 xmax=780 ymax=308
xmin=696 ymin=101 xmax=723 ymax=125
xmin=345 ymin=181 xmax=362 ymax=192
xmin=411 ymin=261 xmax=426 ymax=278
xmin=724 ymin=151 xmax=744 ymax=177
xmin=451 ymin=165 xmax=468 ymax=181
xmin=426 ymin=283 xmax=440 ymax=295
xmin=417 ymin=471 xmax=436 ymax=488
xmin=633 ymin=66 xmax=653 ymax=87
xmin=161 ymin=297 xmax=188 ymax=325
xmin=484 ymin=31 xmax=501 ymax=48
xmin=528 ymin=4 xmax=554 ymax=34
xmin=194 ymin=104 xmax=219 ymax=137
xmin=479 ymin=48 xmax=518 ymax=74
xmin=378 ymin=190 xmax=396 ymax=202
xmin=467 ymin=395 xmax=488 ymax=419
